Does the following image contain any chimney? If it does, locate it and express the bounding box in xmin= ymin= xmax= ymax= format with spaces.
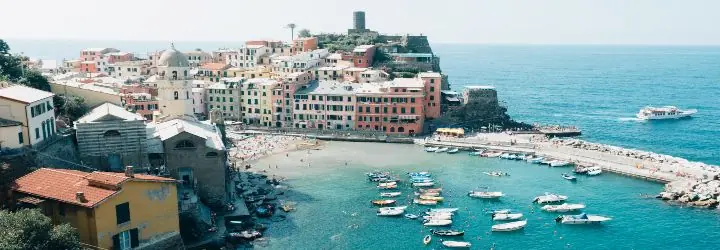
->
xmin=76 ymin=192 xmax=87 ymax=203
xmin=124 ymin=166 xmax=134 ymax=178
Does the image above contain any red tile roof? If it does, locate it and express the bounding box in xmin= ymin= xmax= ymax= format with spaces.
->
xmin=12 ymin=168 xmax=176 ymax=208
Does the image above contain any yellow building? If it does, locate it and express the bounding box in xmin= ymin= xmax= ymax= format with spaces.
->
xmin=12 ymin=168 xmax=182 ymax=250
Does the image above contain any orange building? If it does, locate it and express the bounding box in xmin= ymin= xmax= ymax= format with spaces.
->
xmin=418 ymin=72 xmax=442 ymax=119
xmin=292 ymin=37 xmax=318 ymax=54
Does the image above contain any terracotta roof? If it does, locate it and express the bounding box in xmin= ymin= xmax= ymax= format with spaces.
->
xmin=200 ymin=63 xmax=230 ymax=71
xmin=12 ymin=168 xmax=176 ymax=208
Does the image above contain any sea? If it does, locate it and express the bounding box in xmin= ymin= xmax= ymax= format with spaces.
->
xmin=7 ymin=39 xmax=720 ymax=249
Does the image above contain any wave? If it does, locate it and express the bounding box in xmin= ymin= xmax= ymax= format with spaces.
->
xmin=618 ymin=117 xmax=642 ymax=122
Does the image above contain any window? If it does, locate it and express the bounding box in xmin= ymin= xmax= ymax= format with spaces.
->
xmin=430 ymin=86 xmax=435 ymax=92
xmin=18 ymin=132 xmax=23 ymax=144
xmin=113 ymin=229 xmax=138 ymax=250
xmin=35 ymin=128 xmax=40 ymax=139
xmin=104 ymin=130 xmax=121 ymax=137
xmin=174 ymin=91 xmax=179 ymax=100
xmin=401 ymin=107 xmax=406 ymax=114
xmin=175 ymin=140 xmax=196 ymax=149
xmin=229 ymin=97 xmax=234 ymax=102
xmin=116 ymin=202 xmax=130 ymax=224
xmin=411 ymin=98 xmax=416 ymax=103
xmin=430 ymin=95 xmax=435 ymax=101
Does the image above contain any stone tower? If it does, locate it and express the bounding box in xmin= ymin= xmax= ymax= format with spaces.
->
xmin=154 ymin=44 xmax=195 ymax=122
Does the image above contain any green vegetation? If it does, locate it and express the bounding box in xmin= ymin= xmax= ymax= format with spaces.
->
xmin=0 ymin=39 xmax=24 ymax=82
xmin=316 ymin=33 xmax=383 ymax=53
xmin=285 ymin=23 xmax=297 ymax=40
xmin=0 ymin=209 xmax=82 ymax=250
xmin=55 ymin=95 xmax=89 ymax=123
xmin=298 ymin=29 xmax=312 ymax=38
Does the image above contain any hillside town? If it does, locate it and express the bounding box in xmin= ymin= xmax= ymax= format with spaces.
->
xmin=0 ymin=11 xmax=516 ymax=250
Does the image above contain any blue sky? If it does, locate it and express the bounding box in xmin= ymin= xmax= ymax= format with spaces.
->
xmin=1 ymin=0 xmax=719 ymax=44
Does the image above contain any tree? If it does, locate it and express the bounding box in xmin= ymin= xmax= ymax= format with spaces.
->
xmin=285 ymin=23 xmax=297 ymax=40
xmin=19 ymin=70 xmax=51 ymax=92
xmin=0 ymin=209 xmax=81 ymax=250
xmin=298 ymin=29 xmax=312 ymax=38
xmin=59 ymin=95 xmax=89 ymax=122
xmin=0 ymin=39 xmax=23 ymax=82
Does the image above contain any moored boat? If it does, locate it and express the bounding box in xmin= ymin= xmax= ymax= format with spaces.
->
xmin=550 ymin=160 xmax=572 ymax=167
xmin=414 ymin=199 xmax=438 ymax=206
xmin=419 ymin=195 xmax=444 ymax=201
xmin=378 ymin=206 xmax=407 ymax=211
xmin=541 ymin=203 xmax=585 ymax=213
xmin=491 ymin=220 xmax=527 ymax=232
xmin=435 ymin=147 xmax=449 ymax=153
xmin=415 ymin=191 xmax=441 ymax=197
xmin=420 ymin=188 xmax=442 ymax=193
xmin=377 ymin=209 xmax=404 ymax=216
xmin=586 ymin=167 xmax=602 ymax=176
xmin=380 ymin=191 xmax=402 ymax=197
xmin=431 ymin=229 xmax=465 ymax=236
xmin=408 ymin=172 xmax=432 ymax=177
xmin=492 ymin=213 xmax=524 ymax=221
xmin=425 ymin=147 xmax=439 ymax=152
xmin=442 ymin=241 xmax=471 ymax=248
xmin=377 ymin=182 xmax=398 ymax=189
xmin=532 ymin=193 xmax=568 ymax=204
xmin=413 ymin=182 xmax=435 ymax=187
xmin=429 ymin=208 xmax=459 ymax=213
xmin=405 ymin=214 xmax=419 ymax=219
xmin=485 ymin=152 xmax=503 ymax=158
xmin=527 ymin=157 xmax=544 ymax=164
xmin=468 ymin=191 xmax=504 ymax=199
xmin=371 ymin=199 xmax=396 ymax=206
xmin=561 ymin=173 xmax=577 ymax=181
xmin=469 ymin=150 xmax=484 ymax=156
xmin=423 ymin=214 xmax=452 ymax=220
xmin=447 ymin=148 xmax=460 ymax=154
xmin=556 ymin=213 xmax=612 ymax=224
xmin=484 ymin=171 xmax=509 ymax=177
xmin=423 ymin=219 xmax=452 ymax=226
xmin=423 ymin=235 xmax=431 ymax=245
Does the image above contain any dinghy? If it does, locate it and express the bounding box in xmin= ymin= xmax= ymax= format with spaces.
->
xmin=423 ymin=219 xmax=452 ymax=226
xmin=468 ymin=191 xmax=504 ymax=199
xmin=532 ymin=193 xmax=568 ymax=204
xmin=405 ymin=213 xmax=419 ymax=219
xmin=556 ymin=213 xmax=612 ymax=224
xmin=423 ymin=235 xmax=432 ymax=245
xmin=442 ymin=241 xmax=471 ymax=248
xmin=491 ymin=220 xmax=527 ymax=232
xmin=541 ymin=203 xmax=585 ymax=213
xmin=492 ymin=213 xmax=524 ymax=221
xmin=380 ymin=192 xmax=402 ymax=197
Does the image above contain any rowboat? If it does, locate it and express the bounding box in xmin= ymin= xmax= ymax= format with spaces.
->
xmin=468 ymin=191 xmax=504 ymax=199
xmin=423 ymin=235 xmax=432 ymax=245
xmin=380 ymin=192 xmax=402 ymax=197
xmin=492 ymin=213 xmax=524 ymax=221
xmin=371 ymin=199 xmax=396 ymax=206
xmin=442 ymin=241 xmax=471 ymax=248
xmin=541 ymin=203 xmax=585 ymax=213
xmin=414 ymin=199 xmax=438 ymax=206
xmin=556 ymin=213 xmax=612 ymax=224
xmin=491 ymin=220 xmax=527 ymax=232
xmin=423 ymin=219 xmax=452 ymax=226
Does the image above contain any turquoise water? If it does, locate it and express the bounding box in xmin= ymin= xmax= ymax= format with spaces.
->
xmin=260 ymin=143 xmax=720 ymax=250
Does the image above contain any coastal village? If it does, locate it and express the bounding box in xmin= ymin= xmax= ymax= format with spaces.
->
xmin=1 ymin=10 xmax=719 ymax=250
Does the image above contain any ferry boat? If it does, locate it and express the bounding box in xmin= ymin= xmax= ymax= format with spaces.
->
xmin=636 ymin=106 xmax=697 ymax=120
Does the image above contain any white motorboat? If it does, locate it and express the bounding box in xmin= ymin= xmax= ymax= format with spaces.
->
xmin=586 ymin=167 xmax=602 ymax=176
xmin=527 ymin=157 xmax=544 ymax=164
xmin=561 ymin=173 xmax=577 ymax=181
xmin=377 ymin=209 xmax=404 ymax=216
xmin=489 ymin=209 xmax=511 ymax=215
xmin=550 ymin=161 xmax=572 ymax=167
xmin=540 ymin=159 xmax=555 ymax=165
xmin=484 ymin=171 xmax=509 ymax=177
xmin=556 ymin=213 xmax=612 ymax=224
xmin=413 ymin=182 xmax=435 ymax=187
xmin=532 ymin=193 xmax=568 ymax=204
xmin=414 ymin=199 xmax=438 ymax=206
xmin=435 ymin=147 xmax=449 ymax=153
xmin=492 ymin=213 xmax=524 ymax=221
xmin=468 ymin=191 xmax=504 ymax=199
xmin=469 ymin=150 xmax=484 ymax=156
xmin=419 ymin=195 xmax=444 ymax=201
xmin=423 ymin=214 xmax=452 ymax=220
xmin=420 ymin=188 xmax=442 ymax=193
xmin=442 ymin=241 xmax=471 ymax=248
xmin=378 ymin=206 xmax=407 ymax=212
xmin=485 ymin=152 xmax=503 ymax=158
xmin=408 ymin=172 xmax=432 ymax=177
xmin=447 ymin=148 xmax=460 ymax=154
xmin=636 ymin=106 xmax=697 ymax=120
xmin=424 ymin=147 xmax=439 ymax=152
xmin=541 ymin=203 xmax=585 ymax=213
xmin=380 ymin=192 xmax=402 ymax=197
xmin=377 ymin=182 xmax=397 ymax=189
xmin=430 ymin=208 xmax=459 ymax=213
xmin=423 ymin=219 xmax=452 ymax=226
xmin=491 ymin=220 xmax=527 ymax=232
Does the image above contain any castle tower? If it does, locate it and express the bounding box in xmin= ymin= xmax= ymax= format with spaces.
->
xmin=353 ymin=11 xmax=366 ymax=30
xmin=154 ymin=44 xmax=195 ymax=122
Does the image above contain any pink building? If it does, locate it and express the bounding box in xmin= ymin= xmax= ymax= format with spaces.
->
xmin=80 ymin=61 xmax=100 ymax=73
xmin=120 ymin=85 xmax=158 ymax=120
xmin=277 ymin=72 xmax=313 ymax=127
xmin=106 ymin=52 xmax=134 ymax=64
xmin=80 ymin=48 xmax=119 ymax=62
xmin=355 ymin=78 xmax=425 ymax=135
xmin=352 ymin=45 xmax=376 ymax=68
xmin=292 ymin=37 xmax=318 ymax=54
xmin=418 ymin=72 xmax=442 ymax=119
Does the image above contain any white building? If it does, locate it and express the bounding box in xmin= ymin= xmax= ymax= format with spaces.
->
xmin=153 ymin=44 xmax=195 ymax=122
xmin=109 ymin=60 xmax=151 ymax=78
xmin=271 ymin=49 xmax=329 ymax=76
xmin=192 ymin=88 xmax=206 ymax=116
xmin=0 ymin=85 xmax=56 ymax=146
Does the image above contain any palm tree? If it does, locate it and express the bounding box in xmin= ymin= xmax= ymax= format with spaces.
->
xmin=285 ymin=23 xmax=297 ymax=40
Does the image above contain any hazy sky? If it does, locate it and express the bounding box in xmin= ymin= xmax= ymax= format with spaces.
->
xmin=2 ymin=0 xmax=719 ymax=44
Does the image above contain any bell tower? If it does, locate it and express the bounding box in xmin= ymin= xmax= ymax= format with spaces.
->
xmin=154 ymin=43 xmax=195 ymax=122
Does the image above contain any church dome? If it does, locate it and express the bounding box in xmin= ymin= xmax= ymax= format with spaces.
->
xmin=158 ymin=44 xmax=190 ymax=67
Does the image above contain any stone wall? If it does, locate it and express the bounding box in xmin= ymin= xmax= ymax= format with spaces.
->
xmin=33 ymin=132 xmax=84 ymax=171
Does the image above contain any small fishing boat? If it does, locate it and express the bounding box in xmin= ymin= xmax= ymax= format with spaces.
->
xmin=380 ymin=192 xmax=402 ymax=197
xmin=419 ymin=195 xmax=444 ymax=201
xmin=550 ymin=160 xmax=572 ymax=167
xmin=556 ymin=213 xmax=612 ymax=224
xmin=378 ymin=206 xmax=407 ymax=211
xmin=414 ymin=199 xmax=438 ymax=206
xmin=488 ymin=209 xmax=511 ymax=215
xmin=430 ymin=208 xmax=459 ymax=213
xmin=405 ymin=214 xmax=419 ymax=219
xmin=415 ymin=191 xmax=441 ymax=197
xmin=411 ymin=178 xmax=434 ymax=183
xmin=561 ymin=173 xmax=577 ymax=181
xmin=540 ymin=159 xmax=555 ymax=165
xmin=532 ymin=193 xmax=568 ymax=204
xmin=574 ymin=166 xmax=589 ymax=174
xmin=446 ymin=148 xmax=460 ymax=154
xmin=413 ymin=182 xmax=435 ymax=187
xmin=424 ymin=147 xmax=439 ymax=152
xmin=492 ymin=220 xmax=527 ymax=232
xmin=431 ymin=229 xmax=465 ymax=236
xmin=492 ymin=213 xmax=524 ymax=221
xmin=408 ymin=172 xmax=432 ymax=177
xmin=371 ymin=199 xmax=396 ymax=206
xmin=485 ymin=152 xmax=503 ymax=158
xmin=516 ymin=153 xmax=526 ymax=160
xmin=420 ymin=188 xmax=443 ymax=193
xmin=377 ymin=182 xmax=397 ymax=189
xmin=527 ymin=157 xmax=544 ymax=164
xmin=377 ymin=209 xmax=404 ymax=216
xmin=469 ymin=150 xmax=484 ymax=156
xmin=442 ymin=241 xmax=471 ymax=248
xmin=435 ymin=147 xmax=449 ymax=153
xmin=586 ymin=167 xmax=602 ymax=176
xmin=468 ymin=191 xmax=504 ymax=199
xmin=541 ymin=203 xmax=585 ymax=213
xmin=423 ymin=219 xmax=452 ymax=226
xmin=423 ymin=214 xmax=452 ymax=220
xmin=423 ymin=235 xmax=432 ymax=245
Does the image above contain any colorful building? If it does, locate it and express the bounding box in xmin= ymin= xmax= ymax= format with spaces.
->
xmin=352 ymin=45 xmax=376 ymax=68
xmin=0 ymin=85 xmax=56 ymax=146
xmin=293 ymin=80 xmax=359 ymax=130
xmin=206 ymin=78 xmax=242 ymax=121
xmin=120 ymin=85 xmax=158 ymax=120
xmin=355 ymin=78 xmax=426 ymax=135
xmin=241 ymin=78 xmax=278 ymax=125
xmin=12 ymin=168 xmax=181 ymax=249
xmin=418 ymin=72 xmax=442 ymax=119
xmin=276 ymin=72 xmax=313 ymax=127
xmin=292 ymin=37 xmax=318 ymax=54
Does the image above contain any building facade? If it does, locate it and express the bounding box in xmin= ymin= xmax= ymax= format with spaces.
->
xmin=355 ymin=78 xmax=425 ymax=135
xmin=293 ymin=81 xmax=359 ymax=130
xmin=0 ymin=85 xmax=56 ymax=146
xmin=418 ymin=72 xmax=442 ymax=119
xmin=206 ymin=78 xmax=242 ymax=121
